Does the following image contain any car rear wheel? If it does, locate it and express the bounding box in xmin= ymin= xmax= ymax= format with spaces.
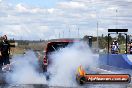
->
xmin=79 ymin=77 xmax=86 ymax=85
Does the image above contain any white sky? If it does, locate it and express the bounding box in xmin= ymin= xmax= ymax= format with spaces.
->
xmin=0 ymin=0 xmax=132 ymax=40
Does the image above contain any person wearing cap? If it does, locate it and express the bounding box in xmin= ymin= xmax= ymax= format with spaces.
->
xmin=0 ymin=35 xmax=10 ymax=70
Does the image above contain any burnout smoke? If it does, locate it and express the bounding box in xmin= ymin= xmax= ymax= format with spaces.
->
xmin=48 ymin=41 xmax=99 ymax=87
xmin=6 ymin=51 xmax=46 ymax=84
xmin=5 ymin=42 xmax=99 ymax=87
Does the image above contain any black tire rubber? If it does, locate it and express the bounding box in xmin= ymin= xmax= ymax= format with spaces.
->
xmin=42 ymin=65 xmax=47 ymax=72
xmin=79 ymin=77 xmax=86 ymax=85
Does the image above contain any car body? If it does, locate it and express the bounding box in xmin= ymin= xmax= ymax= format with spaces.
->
xmin=42 ymin=39 xmax=79 ymax=72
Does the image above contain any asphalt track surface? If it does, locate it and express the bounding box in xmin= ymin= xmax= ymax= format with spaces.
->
xmin=0 ymin=51 xmax=132 ymax=88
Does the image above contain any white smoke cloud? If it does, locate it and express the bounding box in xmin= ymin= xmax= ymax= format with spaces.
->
xmin=48 ymin=41 xmax=99 ymax=87
xmin=6 ymin=42 xmax=98 ymax=87
xmin=5 ymin=41 xmax=99 ymax=87
xmin=3 ymin=42 xmax=125 ymax=88
xmin=6 ymin=51 xmax=46 ymax=84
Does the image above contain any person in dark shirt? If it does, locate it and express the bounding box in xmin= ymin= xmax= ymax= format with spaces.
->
xmin=0 ymin=37 xmax=3 ymax=71
xmin=1 ymin=35 xmax=10 ymax=70
xmin=129 ymin=40 xmax=132 ymax=54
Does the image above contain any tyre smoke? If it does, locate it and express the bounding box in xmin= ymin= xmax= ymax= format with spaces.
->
xmin=5 ymin=41 xmax=99 ymax=87
xmin=5 ymin=51 xmax=46 ymax=84
xmin=48 ymin=41 xmax=99 ymax=87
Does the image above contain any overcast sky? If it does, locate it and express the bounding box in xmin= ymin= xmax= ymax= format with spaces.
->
xmin=0 ymin=0 xmax=132 ymax=40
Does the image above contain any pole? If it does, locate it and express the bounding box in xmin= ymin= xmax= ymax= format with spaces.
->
xmin=59 ymin=32 xmax=60 ymax=39
xmin=108 ymin=33 xmax=110 ymax=54
xmin=97 ymin=21 xmax=99 ymax=51
xmin=63 ymin=31 xmax=64 ymax=38
xmin=69 ymin=28 xmax=70 ymax=38
xmin=126 ymin=33 xmax=127 ymax=54
xmin=78 ymin=28 xmax=80 ymax=38
xmin=116 ymin=9 xmax=118 ymax=29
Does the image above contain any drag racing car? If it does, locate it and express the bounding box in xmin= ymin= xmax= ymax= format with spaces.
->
xmin=42 ymin=39 xmax=79 ymax=72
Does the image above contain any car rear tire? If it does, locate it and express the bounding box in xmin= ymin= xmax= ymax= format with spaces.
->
xmin=79 ymin=77 xmax=86 ymax=85
xmin=42 ymin=65 xmax=47 ymax=72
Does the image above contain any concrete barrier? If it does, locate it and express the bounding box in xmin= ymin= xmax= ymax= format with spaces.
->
xmin=99 ymin=54 xmax=132 ymax=69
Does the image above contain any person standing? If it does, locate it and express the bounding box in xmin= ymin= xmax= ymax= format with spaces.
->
xmin=0 ymin=37 xmax=3 ymax=71
xmin=129 ymin=40 xmax=132 ymax=54
xmin=1 ymin=35 xmax=10 ymax=70
xmin=111 ymin=40 xmax=119 ymax=54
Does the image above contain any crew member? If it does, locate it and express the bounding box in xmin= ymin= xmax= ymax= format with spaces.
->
xmin=1 ymin=35 xmax=10 ymax=70
xmin=111 ymin=40 xmax=119 ymax=54
xmin=129 ymin=40 xmax=132 ymax=54
xmin=0 ymin=37 xmax=3 ymax=71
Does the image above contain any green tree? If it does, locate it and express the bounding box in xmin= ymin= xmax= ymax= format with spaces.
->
xmin=117 ymin=33 xmax=125 ymax=44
